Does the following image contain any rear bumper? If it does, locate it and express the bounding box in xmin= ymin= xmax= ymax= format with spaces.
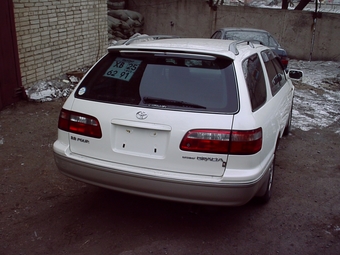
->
xmin=53 ymin=149 xmax=268 ymax=206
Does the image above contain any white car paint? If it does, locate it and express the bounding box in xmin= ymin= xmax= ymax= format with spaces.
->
xmin=53 ymin=37 xmax=298 ymax=206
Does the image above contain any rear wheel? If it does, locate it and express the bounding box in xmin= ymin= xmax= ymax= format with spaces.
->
xmin=256 ymin=155 xmax=275 ymax=204
xmin=283 ymin=105 xmax=293 ymax=136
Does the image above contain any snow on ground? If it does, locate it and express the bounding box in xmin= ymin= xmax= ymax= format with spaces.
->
xmin=25 ymin=60 xmax=340 ymax=134
xmin=289 ymin=60 xmax=340 ymax=134
xmin=245 ymin=1 xmax=340 ymax=14
xmin=25 ymin=69 xmax=89 ymax=102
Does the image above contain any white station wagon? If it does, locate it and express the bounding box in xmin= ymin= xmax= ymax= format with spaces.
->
xmin=53 ymin=36 xmax=302 ymax=206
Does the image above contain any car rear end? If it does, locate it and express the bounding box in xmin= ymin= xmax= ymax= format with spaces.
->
xmin=53 ymin=39 xmax=270 ymax=205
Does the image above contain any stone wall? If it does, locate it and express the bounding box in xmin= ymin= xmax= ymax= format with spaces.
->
xmin=129 ymin=0 xmax=340 ymax=61
xmin=13 ymin=0 xmax=108 ymax=88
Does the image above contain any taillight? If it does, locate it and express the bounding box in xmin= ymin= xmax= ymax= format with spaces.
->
xmin=280 ymin=56 xmax=289 ymax=68
xmin=229 ymin=128 xmax=262 ymax=155
xmin=180 ymin=128 xmax=262 ymax=155
xmin=180 ymin=129 xmax=231 ymax=154
xmin=58 ymin=109 xmax=102 ymax=138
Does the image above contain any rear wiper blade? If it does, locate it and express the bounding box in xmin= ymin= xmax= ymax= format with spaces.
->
xmin=143 ymin=97 xmax=206 ymax=109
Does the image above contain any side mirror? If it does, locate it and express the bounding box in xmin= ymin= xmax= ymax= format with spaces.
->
xmin=288 ymin=69 xmax=303 ymax=81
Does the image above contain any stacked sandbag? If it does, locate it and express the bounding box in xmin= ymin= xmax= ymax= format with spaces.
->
xmin=107 ymin=0 xmax=125 ymax=10
xmin=107 ymin=1 xmax=144 ymax=42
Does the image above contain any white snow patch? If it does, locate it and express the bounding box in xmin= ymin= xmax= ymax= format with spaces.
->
xmin=289 ymin=60 xmax=340 ymax=133
xmin=26 ymin=80 xmax=75 ymax=102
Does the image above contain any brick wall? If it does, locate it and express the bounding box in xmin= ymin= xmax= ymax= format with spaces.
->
xmin=13 ymin=0 xmax=108 ymax=88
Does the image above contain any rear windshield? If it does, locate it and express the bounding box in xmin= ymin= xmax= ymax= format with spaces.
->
xmin=75 ymin=51 xmax=238 ymax=113
xmin=224 ymin=31 xmax=278 ymax=48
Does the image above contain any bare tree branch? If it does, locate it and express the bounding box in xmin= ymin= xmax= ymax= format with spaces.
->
xmin=294 ymin=0 xmax=311 ymax=10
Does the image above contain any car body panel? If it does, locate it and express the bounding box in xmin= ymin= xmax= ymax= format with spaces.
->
xmin=67 ymin=100 xmax=233 ymax=177
xmin=225 ymin=57 xmax=294 ymax=177
xmin=53 ymin=150 xmax=273 ymax=206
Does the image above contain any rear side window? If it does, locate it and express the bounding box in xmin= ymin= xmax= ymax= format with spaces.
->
xmin=224 ymin=31 xmax=268 ymax=46
xmin=268 ymin=35 xmax=279 ymax=47
xmin=261 ymin=50 xmax=287 ymax=95
xmin=211 ymin=31 xmax=223 ymax=39
xmin=242 ymin=53 xmax=267 ymax=111
xmin=75 ymin=52 xmax=238 ymax=113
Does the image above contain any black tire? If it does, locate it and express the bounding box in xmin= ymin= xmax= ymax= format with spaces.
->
xmin=283 ymin=105 xmax=292 ymax=136
xmin=256 ymin=155 xmax=275 ymax=204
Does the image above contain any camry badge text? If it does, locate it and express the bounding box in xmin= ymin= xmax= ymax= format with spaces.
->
xmin=136 ymin=111 xmax=148 ymax=120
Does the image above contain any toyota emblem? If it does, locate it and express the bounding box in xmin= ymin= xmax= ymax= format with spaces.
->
xmin=136 ymin=111 xmax=148 ymax=120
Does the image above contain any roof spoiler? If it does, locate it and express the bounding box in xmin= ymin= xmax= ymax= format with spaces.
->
xmin=229 ymin=40 xmax=255 ymax=55
xmin=123 ymin=34 xmax=181 ymax=45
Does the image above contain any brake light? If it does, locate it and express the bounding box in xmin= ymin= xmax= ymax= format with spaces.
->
xmin=229 ymin=129 xmax=262 ymax=155
xmin=280 ymin=56 xmax=289 ymax=68
xmin=58 ymin=109 xmax=102 ymax=138
xmin=180 ymin=128 xmax=262 ymax=155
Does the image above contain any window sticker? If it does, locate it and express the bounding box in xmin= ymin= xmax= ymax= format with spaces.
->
xmin=78 ymin=87 xmax=86 ymax=95
xmin=104 ymin=57 xmax=142 ymax=81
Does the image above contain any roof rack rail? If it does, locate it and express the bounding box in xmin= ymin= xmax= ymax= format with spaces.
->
xmin=229 ymin=40 xmax=255 ymax=55
xmin=123 ymin=35 xmax=181 ymax=45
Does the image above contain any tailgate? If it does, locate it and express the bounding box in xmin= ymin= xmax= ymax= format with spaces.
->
xmin=68 ymin=100 xmax=234 ymax=177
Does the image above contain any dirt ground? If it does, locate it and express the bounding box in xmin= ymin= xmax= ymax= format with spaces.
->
xmin=0 ymin=98 xmax=339 ymax=255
